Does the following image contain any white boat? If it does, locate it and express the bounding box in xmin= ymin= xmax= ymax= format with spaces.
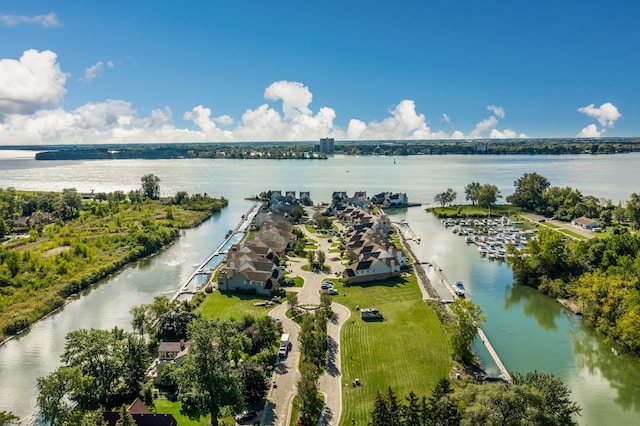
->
xmin=453 ymin=281 xmax=466 ymax=297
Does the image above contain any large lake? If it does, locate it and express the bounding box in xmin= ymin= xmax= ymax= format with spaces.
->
xmin=1 ymin=151 xmax=640 ymax=425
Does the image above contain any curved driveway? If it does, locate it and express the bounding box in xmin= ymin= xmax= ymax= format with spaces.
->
xmin=263 ymin=218 xmax=350 ymax=425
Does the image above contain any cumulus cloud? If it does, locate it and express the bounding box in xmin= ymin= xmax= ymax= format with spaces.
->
xmin=577 ymin=102 xmax=621 ymax=127
xmin=0 ymin=12 xmax=60 ymax=27
xmin=467 ymin=105 xmax=525 ymax=139
xmin=470 ymin=116 xmax=498 ymax=138
xmin=82 ymin=61 xmax=114 ymax=82
xmin=0 ymin=51 xmax=528 ymax=144
xmin=233 ymin=81 xmax=338 ymax=141
xmin=577 ymin=124 xmax=602 ymax=138
xmin=264 ymin=81 xmax=312 ymax=118
xmin=0 ymin=100 xmax=218 ymax=144
xmin=487 ymin=105 xmax=505 ymax=118
xmin=345 ymin=100 xmax=448 ymax=140
xmin=0 ymin=49 xmax=68 ymax=116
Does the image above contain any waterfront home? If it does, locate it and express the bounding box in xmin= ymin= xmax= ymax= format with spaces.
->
xmin=149 ymin=340 xmax=189 ymax=385
xmin=339 ymin=206 xmax=407 ymax=284
xmin=572 ymin=216 xmax=598 ymax=230
xmin=217 ymin=245 xmax=281 ymax=296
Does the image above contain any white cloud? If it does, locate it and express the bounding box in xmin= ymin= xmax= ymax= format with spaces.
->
xmin=489 ymin=128 xmax=527 ymax=139
xmin=0 ymin=12 xmax=60 ymax=27
xmin=577 ymin=102 xmax=621 ymax=127
xmin=487 ymin=105 xmax=505 ymax=118
xmin=264 ymin=81 xmax=313 ymax=118
xmin=0 ymin=49 xmax=68 ymax=116
xmin=470 ymin=116 xmax=498 ymax=138
xmin=184 ymin=105 xmax=218 ymax=132
xmin=214 ymin=115 xmax=234 ymax=126
xmin=344 ymin=100 xmax=448 ymax=140
xmin=0 ymin=52 xmax=530 ymax=144
xmin=82 ymin=61 xmax=114 ymax=82
xmin=577 ymin=124 xmax=602 ymax=138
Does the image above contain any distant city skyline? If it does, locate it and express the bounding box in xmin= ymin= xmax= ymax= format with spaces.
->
xmin=1 ymin=1 xmax=639 ymax=145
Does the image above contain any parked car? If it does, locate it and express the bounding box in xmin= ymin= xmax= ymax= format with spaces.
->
xmin=321 ymin=281 xmax=333 ymax=289
xmin=235 ymin=409 xmax=257 ymax=422
xmin=328 ymin=288 xmax=338 ymax=295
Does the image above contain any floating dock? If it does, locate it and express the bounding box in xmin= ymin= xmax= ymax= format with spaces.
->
xmin=172 ymin=202 xmax=261 ymax=300
xmin=429 ymin=260 xmax=512 ymax=383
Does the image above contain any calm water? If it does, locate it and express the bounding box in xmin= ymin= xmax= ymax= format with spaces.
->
xmin=1 ymin=151 xmax=640 ymax=425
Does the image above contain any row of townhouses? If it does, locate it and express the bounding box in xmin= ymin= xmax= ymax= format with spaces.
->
xmin=337 ymin=206 xmax=408 ymax=284
xmin=217 ymin=210 xmax=297 ymax=296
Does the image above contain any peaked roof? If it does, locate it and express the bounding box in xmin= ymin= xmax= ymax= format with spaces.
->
xmin=129 ymin=398 xmax=152 ymax=415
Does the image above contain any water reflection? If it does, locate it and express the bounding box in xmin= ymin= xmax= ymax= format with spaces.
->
xmin=571 ymin=327 xmax=640 ymax=413
xmin=504 ymin=283 xmax=566 ymax=331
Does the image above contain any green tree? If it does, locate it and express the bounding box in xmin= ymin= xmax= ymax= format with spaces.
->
xmin=506 ymin=172 xmax=550 ymax=213
xmin=512 ymin=371 xmax=581 ymax=424
xmin=141 ymin=174 xmax=161 ymax=200
xmin=297 ymin=363 xmax=323 ymax=424
xmin=475 ymin=184 xmax=502 ymax=210
xmin=237 ymin=360 xmax=268 ymax=408
xmin=0 ymin=411 xmax=19 ymax=426
xmin=288 ymin=293 xmax=299 ymax=313
xmin=626 ymin=193 xmax=640 ymax=229
xmin=464 ymin=182 xmax=481 ymax=206
xmin=371 ymin=390 xmax=392 ymax=426
xmin=60 ymin=327 xmax=148 ymax=406
xmin=316 ymin=249 xmax=326 ymax=269
xmin=37 ymin=366 xmax=91 ymax=426
xmin=177 ymin=318 xmax=242 ymax=426
xmin=449 ymin=298 xmax=486 ymax=364
xmin=115 ymin=404 xmax=136 ymax=426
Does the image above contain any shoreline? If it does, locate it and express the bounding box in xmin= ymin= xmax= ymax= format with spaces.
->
xmin=0 ymin=208 xmax=222 ymax=347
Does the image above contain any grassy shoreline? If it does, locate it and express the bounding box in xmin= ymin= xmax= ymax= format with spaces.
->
xmin=0 ymin=195 xmax=227 ymax=342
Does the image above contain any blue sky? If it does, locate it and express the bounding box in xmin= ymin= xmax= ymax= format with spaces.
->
xmin=1 ymin=1 xmax=638 ymax=144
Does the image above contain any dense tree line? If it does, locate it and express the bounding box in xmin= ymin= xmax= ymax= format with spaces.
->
xmin=25 ymin=138 xmax=640 ymax=162
xmin=34 ymin=144 xmax=327 ymax=160
xmin=295 ymin=307 xmax=331 ymax=424
xmin=37 ymin=295 xmax=280 ymax=426
xmin=504 ymin=172 xmax=640 ymax=226
xmin=0 ymin=179 xmax=228 ymax=338
xmin=508 ymin=229 xmax=640 ymax=353
xmin=370 ymin=372 xmax=580 ymax=426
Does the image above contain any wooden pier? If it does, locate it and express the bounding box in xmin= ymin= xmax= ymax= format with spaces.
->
xmin=428 ymin=260 xmax=512 ymax=383
xmin=172 ymin=202 xmax=261 ymax=300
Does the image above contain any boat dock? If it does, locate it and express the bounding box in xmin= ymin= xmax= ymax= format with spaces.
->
xmin=172 ymin=202 xmax=261 ymax=300
xmin=393 ymin=220 xmax=421 ymax=243
xmin=429 ymin=260 xmax=512 ymax=383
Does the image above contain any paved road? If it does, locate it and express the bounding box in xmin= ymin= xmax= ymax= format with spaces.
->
xmin=263 ymin=217 xmax=350 ymax=425
xmin=521 ymin=213 xmax=595 ymax=239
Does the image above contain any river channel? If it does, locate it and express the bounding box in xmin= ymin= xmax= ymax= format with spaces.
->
xmin=1 ymin=151 xmax=640 ymax=425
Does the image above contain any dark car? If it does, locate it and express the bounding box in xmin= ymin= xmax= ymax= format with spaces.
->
xmin=235 ymin=409 xmax=257 ymax=422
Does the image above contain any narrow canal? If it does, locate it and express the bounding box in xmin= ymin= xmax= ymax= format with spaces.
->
xmin=0 ymin=198 xmax=254 ymax=423
xmin=388 ymin=207 xmax=640 ymax=426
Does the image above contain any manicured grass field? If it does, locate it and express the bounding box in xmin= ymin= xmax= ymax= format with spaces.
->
xmin=153 ymin=396 xmax=210 ymax=425
xmin=197 ymin=291 xmax=277 ymax=319
xmin=337 ymin=274 xmax=451 ymax=425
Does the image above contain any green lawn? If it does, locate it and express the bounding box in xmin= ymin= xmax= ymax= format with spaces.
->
xmin=431 ymin=204 xmax=521 ymax=218
xmin=152 ymin=396 xmax=210 ymax=425
xmin=197 ymin=291 xmax=278 ymax=320
xmin=337 ymin=274 xmax=451 ymax=425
